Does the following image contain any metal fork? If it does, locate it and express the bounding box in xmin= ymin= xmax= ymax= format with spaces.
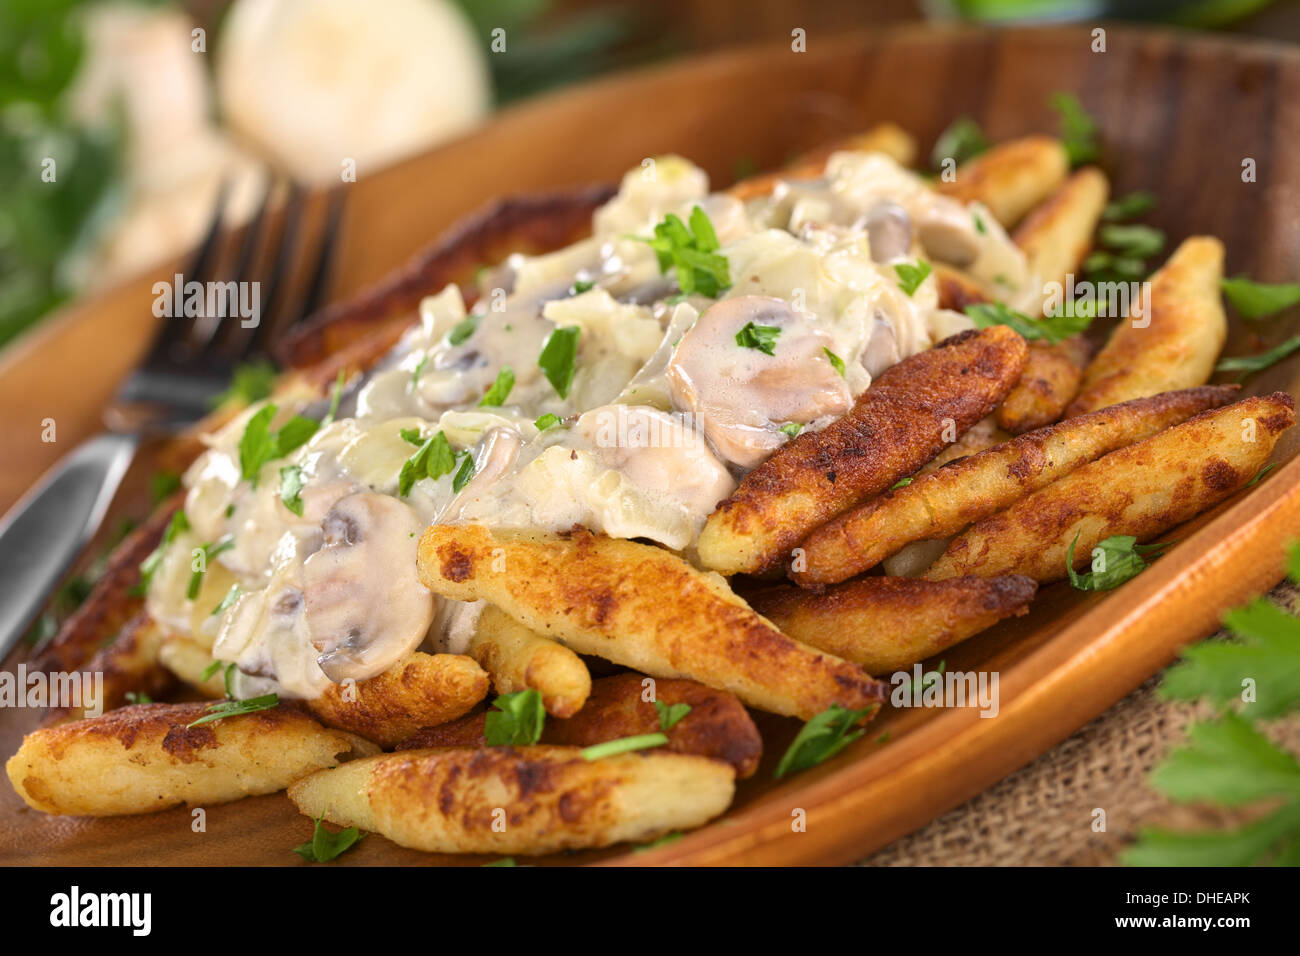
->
xmin=0 ymin=179 xmax=347 ymax=658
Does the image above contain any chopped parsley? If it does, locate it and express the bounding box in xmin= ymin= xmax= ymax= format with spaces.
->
xmin=238 ymin=404 xmax=320 ymax=487
xmin=210 ymin=584 xmax=240 ymax=617
xmin=570 ymin=279 xmax=595 ymax=294
xmin=321 ymin=369 xmax=346 ymax=426
xmin=891 ymin=477 xmax=913 ymax=490
xmin=187 ymin=536 xmax=234 ymax=600
xmin=136 ymin=509 xmax=190 ymax=595
xmin=636 ymin=205 xmax=731 ymax=297
xmin=1220 ymin=276 xmax=1300 ymax=320
xmin=735 ymin=321 xmax=781 ymax=356
xmin=779 ymin=422 xmax=803 ymax=437
xmin=538 ymin=325 xmax=581 ymax=399
xmin=1050 ymin=91 xmax=1099 ymax=166
xmin=410 ymin=355 xmax=427 ymax=391
xmin=930 ymin=116 xmax=989 ymax=169
xmin=964 ymin=301 xmax=1092 ymax=345
xmin=1102 ymin=190 xmax=1156 ymax=222
xmin=279 ymin=464 xmax=306 ymax=516
xmin=774 ymin=703 xmax=875 ymax=778
xmin=823 ymin=347 xmax=846 ymax=377
xmin=292 ymin=816 xmax=365 ymax=863
xmin=535 ymin=413 xmax=562 ymax=431
xmin=447 ymin=314 xmax=480 ymax=346
xmin=1067 ymin=531 xmax=1170 ymax=591
xmin=398 ymin=429 xmax=460 ymax=496
xmin=893 ymin=260 xmax=932 ymax=297
xmin=452 ymin=451 xmax=476 ymax=493
xmin=580 ymin=733 xmax=668 ymax=761
xmin=478 ymin=366 xmax=515 ymax=407
xmin=654 ymin=700 xmax=691 ymax=732
xmin=484 ymin=689 xmax=545 ymax=746
xmin=186 ymin=693 xmax=279 ymax=727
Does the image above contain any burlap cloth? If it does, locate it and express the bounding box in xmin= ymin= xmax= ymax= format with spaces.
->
xmin=858 ymin=581 xmax=1300 ymax=866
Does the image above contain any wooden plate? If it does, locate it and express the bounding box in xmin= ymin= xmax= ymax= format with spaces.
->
xmin=4 ymin=23 xmax=1300 ymax=867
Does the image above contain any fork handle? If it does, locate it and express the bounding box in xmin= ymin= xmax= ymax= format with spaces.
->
xmin=0 ymin=432 xmax=140 ymax=662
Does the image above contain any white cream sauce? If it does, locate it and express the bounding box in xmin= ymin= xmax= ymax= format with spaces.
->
xmin=148 ymin=149 xmax=1033 ymax=697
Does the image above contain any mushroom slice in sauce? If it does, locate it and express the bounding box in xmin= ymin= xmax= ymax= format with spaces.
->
xmin=665 ymin=295 xmax=852 ymax=468
xmin=301 ymin=491 xmax=435 ymax=683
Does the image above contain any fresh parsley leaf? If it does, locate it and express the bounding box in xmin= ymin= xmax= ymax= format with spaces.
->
xmin=1050 ymin=91 xmax=1099 ymax=166
xmin=447 ymin=314 xmax=480 ymax=346
xmin=893 ymin=260 xmax=932 ymax=297
xmin=931 ymin=116 xmax=989 ymax=169
xmin=779 ymin=422 xmax=803 ymax=437
xmin=535 ymin=413 xmax=561 ymax=431
xmin=484 ymin=689 xmax=545 ymax=746
xmin=571 ymin=279 xmax=594 ymax=294
xmin=238 ymin=404 xmax=320 ymax=486
xmin=1102 ymin=190 xmax=1156 ymax=221
xmin=891 ymin=477 xmax=913 ymax=490
xmin=654 ymin=700 xmax=691 ymax=732
xmin=479 ymin=366 xmax=515 ymax=407
xmin=823 ymin=347 xmax=846 ymax=377
xmin=1066 ymin=532 xmax=1169 ymax=592
xmin=735 ymin=321 xmax=781 ymax=356
xmin=1161 ymin=599 xmax=1300 ymax=718
xmin=410 ymin=355 xmax=427 ymax=391
xmin=580 ymin=733 xmax=669 ymax=761
xmin=149 ymin=470 xmax=181 ymax=505
xmin=538 ymin=325 xmax=580 ymax=398
xmin=634 ymin=832 xmax=683 ymax=852
xmin=973 ymin=211 xmax=987 ymax=234
xmin=452 ymin=451 xmax=475 ymax=493
xmin=1098 ymin=223 xmax=1165 ymax=259
xmin=279 ymin=465 xmax=306 ymax=516
xmin=1124 ymin=802 xmax=1300 ymax=867
xmin=635 ymin=206 xmax=731 ymax=297
xmin=137 ymin=510 xmax=190 ymax=594
xmin=210 ymin=584 xmax=240 ymax=617
xmin=199 ymin=660 xmax=224 ymax=682
xmin=211 ymin=359 xmax=276 ymax=408
xmin=1215 ymin=334 xmax=1300 ymax=377
xmin=186 ymin=693 xmax=279 ymax=727
xmin=187 ymin=537 xmax=235 ymax=600
xmin=964 ymin=302 xmax=1091 ymax=344
xmin=774 ymin=704 xmax=875 ymax=778
xmin=1246 ymin=463 xmax=1277 ymax=488
xmin=292 ymin=816 xmax=365 ymax=863
xmin=400 ymin=427 xmax=424 ymax=445
xmin=124 ymin=691 xmax=152 ymax=705
xmin=1220 ymin=276 xmax=1300 ymax=320
xmin=398 ymin=431 xmax=458 ymax=496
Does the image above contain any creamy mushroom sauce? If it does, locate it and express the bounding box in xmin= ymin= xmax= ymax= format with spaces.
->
xmin=146 ymin=151 xmax=1036 ymax=699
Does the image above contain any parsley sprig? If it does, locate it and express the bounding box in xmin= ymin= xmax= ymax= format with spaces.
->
xmin=398 ymin=428 xmax=467 ymax=497
xmin=484 ymin=689 xmax=545 ymax=746
xmin=292 ymin=816 xmax=365 ymax=863
xmin=1123 ymin=541 xmax=1300 ymax=865
xmin=238 ymin=404 xmax=320 ymax=487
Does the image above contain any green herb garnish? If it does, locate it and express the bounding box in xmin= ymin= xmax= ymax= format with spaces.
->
xmin=930 ymin=116 xmax=989 ymax=169
xmin=398 ymin=430 xmax=458 ymax=496
xmin=535 ymin=413 xmax=561 ymax=431
xmin=635 ymin=205 xmax=731 ymax=297
xmin=210 ymin=585 xmax=240 ymax=617
xmin=238 ymin=404 xmax=320 ymax=486
xmin=479 ymin=366 xmax=515 ymax=407
xmin=187 ymin=536 xmax=235 ymax=600
xmin=292 ymin=816 xmax=365 ymax=863
xmin=823 ymin=347 xmax=846 ymax=377
xmin=484 ymin=689 xmax=546 ymax=746
xmin=893 ymin=260 xmax=932 ymax=297
xmin=279 ymin=464 xmax=306 ymax=517
xmin=964 ymin=302 xmax=1091 ymax=345
xmin=538 ymin=325 xmax=581 ymax=399
xmin=571 ymin=279 xmax=595 ymax=294
xmin=211 ymin=359 xmax=276 ymax=408
xmin=654 ymin=700 xmax=691 ymax=732
xmin=1050 ymin=91 xmax=1099 ymax=166
xmin=581 ymin=733 xmax=669 ymax=761
xmin=1220 ymin=276 xmax=1300 ymax=320
xmin=779 ymin=422 xmax=803 ymax=437
xmin=1066 ymin=532 xmax=1170 ymax=592
xmin=1215 ymin=334 xmax=1300 ymax=377
xmin=447 ymin=314 xmax=480 ymax=346
xmin=1102 ymin=190 xmax=1156 ymax=221
xmin=735 ymin=321 xmax=781 ymax=356
xmin=186 ymin=693 xmax=279 ymax=728
xmin=1098 ymin=223 xmax=1165 ymax=259
xmin=774 ymin=704 xmax=875 ymax=778
xmin=136 ymin=509 xmax=191 ymax=595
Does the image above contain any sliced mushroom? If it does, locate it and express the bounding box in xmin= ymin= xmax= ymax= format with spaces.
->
xmin=666 ymin=295 xmax=852 ymax=467
xmin=301 ymin=491 xmax=435 ymax=682
xmin=575 ymin=405 xmax=735 ymax=519
xmin=915 ymin=198 xmax=982 ymax=268
xmin=858 ymin=201 xmax=913 ymax=262
xmin=859 ymin=314 xmax=902 ymax=379
xmin=439 ymin=426 xmax=522 ymax=521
